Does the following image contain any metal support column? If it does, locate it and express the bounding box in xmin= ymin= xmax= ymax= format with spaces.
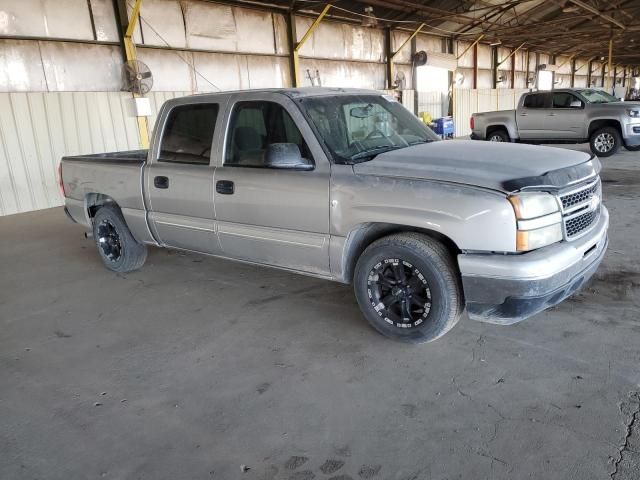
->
xmin=286 ymin=10 xmax=297 ymax=87
xmin=389 ymin=23 xmax=425 ymax=94
xmin=292 ymin=3 xmax=332 ymax=87
xmin=456 ymin=34 xmax=484 ymax=60
xmin=385 ymin=27 xmax=393 ymax=89
xmin=473 ymin=42 xmax=478 ymax=89
xmin=115 ymin=0 xmax=149 ymax=149
xmin=491 ymin=46 xmax=498 ymax=88
xmin=607 ymin=38 xmax=613 ymax=91
xmin=510 ymin=48 xmax=516 ymax=88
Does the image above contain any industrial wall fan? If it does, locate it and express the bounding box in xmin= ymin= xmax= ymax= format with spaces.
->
xmin=412 ymin=51 xmax=428 ymax=67
xmin=122 ymin=60 xmax=153 ymax=95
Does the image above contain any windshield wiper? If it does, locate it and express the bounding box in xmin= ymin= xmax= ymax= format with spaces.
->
xmin=408 ymin=139 xmax=433 ymax=145
xmin=350 ymin=145 xmax=401 ymax=163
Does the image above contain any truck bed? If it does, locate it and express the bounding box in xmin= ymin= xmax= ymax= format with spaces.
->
xmin=61 ymin=150 xmax=149 ymax=227
xmin=62 ymin=149 xmax=148 ymax=164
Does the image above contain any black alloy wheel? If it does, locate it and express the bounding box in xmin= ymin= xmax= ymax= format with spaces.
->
xmin=367 ymin=258 xmax=432 ymax=329
xmin=96 ymin=218 xmax=123 ymax=263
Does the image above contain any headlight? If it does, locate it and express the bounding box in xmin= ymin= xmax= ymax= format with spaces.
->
xmin=627 ymin=109 xmax=640 ymax=118
xmin=508 ymin=192 xmax=562 ymax=251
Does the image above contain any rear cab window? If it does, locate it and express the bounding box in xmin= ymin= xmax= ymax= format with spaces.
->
xmin=159 ymin=103 xmax=219 ymax=165
xmin=523 ymin=93 xmax=552 ymax=109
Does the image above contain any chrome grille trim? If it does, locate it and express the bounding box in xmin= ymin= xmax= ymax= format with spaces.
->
xmin=558 ymin=177 xmax=601 ymax=240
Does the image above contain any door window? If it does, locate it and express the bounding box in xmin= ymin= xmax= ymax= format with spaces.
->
xmin=523 ymin=93 xmax=551 ymax=109
xmin=225 ymin=101 xmax=312 ymax=167
xmin=159 ymin=103 xmax=219 ymax=165
xmin=552 ymin=92 xmax=583 ymax=108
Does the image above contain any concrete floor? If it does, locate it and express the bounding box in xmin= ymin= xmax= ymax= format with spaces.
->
xmin=1 ymin=145 xmax=639 ymax=480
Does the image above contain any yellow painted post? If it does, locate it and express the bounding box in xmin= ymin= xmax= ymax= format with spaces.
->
xmin=293 ymin=4 xmax=332 ymax=87
xmin=124 ymin=0 xmax=150 ymax=149
xmin=456 ymin=34 xmax=484 ymax=60
xmin=388 ymin=23 xmax=425 ymax=90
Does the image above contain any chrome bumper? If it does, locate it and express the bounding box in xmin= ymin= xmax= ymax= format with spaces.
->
xmin=459 ymin=206 xmax=609 ymax=324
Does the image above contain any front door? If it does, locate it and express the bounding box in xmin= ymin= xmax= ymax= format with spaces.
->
xmin=213 ymin=93 xmax=331 ymax=275
xmin=517 ymin=92 xmax=553 ymax=140
xmin=548 ymin=91 xmax=587 ymax=139
xmin=145 ymin=100 xmax=222 ymax=254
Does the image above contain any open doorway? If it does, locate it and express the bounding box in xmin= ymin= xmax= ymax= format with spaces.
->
xmin=538 ymin=70 xmax=553 ymax=90
xmin=416 ymin=65 xmax=450 ymax=119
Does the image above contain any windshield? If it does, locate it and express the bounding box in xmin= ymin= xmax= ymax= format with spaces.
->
xmin=577 ymin=89 xmax=619 ymax=104
xmin=298 ymin=94 xmax=440 ymax=163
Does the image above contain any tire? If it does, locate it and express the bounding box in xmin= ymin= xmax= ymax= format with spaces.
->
xmin=353 ymin=233 xmax=464 ymax=344
xmin=92 ymin=205 xmax=147 ymax=273
xmin=486 ymin=129 xmax=509 ymax=142
xmin=624 ymin=144 xmax=640 ymax=152
xmin=589 ymin=126 xmax=621 ymax=157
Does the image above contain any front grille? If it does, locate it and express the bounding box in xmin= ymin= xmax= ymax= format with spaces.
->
xmin=559 ymin=178 xmax=601 ymax=239
xmin=565 ymin=209 xmax=598 ymax=237
xmin=561 ymin=181 xmax=599 ymax=210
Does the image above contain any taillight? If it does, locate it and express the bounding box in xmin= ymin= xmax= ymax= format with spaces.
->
xmin=58 ymin=162 xmax=65 ymax=197
xmin=470 ymin=116 xmax=474 ymax=130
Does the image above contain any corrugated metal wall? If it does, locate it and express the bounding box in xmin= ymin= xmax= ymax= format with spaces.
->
xmin=453 ymin=88 xmax=530 ymax=137
xmin=0 ymin=91 xmax=187 ymax=216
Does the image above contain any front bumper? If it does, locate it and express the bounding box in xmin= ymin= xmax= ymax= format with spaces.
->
xmin=623 ymin=120 xmax=640 ymax=146
xmin=459 ymin=206 xmax=609 ymax=325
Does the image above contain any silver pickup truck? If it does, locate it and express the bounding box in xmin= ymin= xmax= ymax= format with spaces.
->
xmin=471 ymin=88 xmax=640 ymax=157
xmin=61 ymin=88 xmax=608 ymax=343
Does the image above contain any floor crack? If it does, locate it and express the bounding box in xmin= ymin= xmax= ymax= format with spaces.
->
xmin=611 ymin=391 xmax=640 ymax=479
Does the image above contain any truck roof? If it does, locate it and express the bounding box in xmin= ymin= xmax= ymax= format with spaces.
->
xmin=527 ymin=88 xmax=607 ymax=95
xmin=185 ymin=87 xmax=382 ymax=100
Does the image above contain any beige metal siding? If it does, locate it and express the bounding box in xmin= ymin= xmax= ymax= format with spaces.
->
xmin=0 ymin=91 xmax=190 ymax=216
xmin=453 ymin=88 xmax=529 ymax=137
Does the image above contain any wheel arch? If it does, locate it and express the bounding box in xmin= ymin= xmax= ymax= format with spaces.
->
xmin=588 ymin=118 xmax=622 ymax=137
xmin=84 ymin=193 xmax=122 ymax=223
xmin=486 ymin=124 xmax=517 ymax=142
xmin=339 ymin=222 xmax=461 ymax=284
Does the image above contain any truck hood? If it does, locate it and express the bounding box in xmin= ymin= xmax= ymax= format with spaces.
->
xmin=352 ymin=140 xmax=595 ymax=193
xmin=592 ymin=101 xmax=640 ymax=110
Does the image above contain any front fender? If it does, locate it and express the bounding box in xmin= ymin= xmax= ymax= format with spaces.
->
xmin=332 ymin=173 xmax=517 ymax=253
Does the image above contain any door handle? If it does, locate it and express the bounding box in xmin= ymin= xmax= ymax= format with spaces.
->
xmin=216 ymin=180 xmax=234 ymax=195
xmin=519 ymin=113 xmax=528 ymax=116
xmin=154 ymin=176 xmax=169 ymax=189
xmin=548 ymin=113 xmax=557 ymax=116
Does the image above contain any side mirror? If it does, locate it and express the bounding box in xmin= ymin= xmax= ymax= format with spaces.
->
xmin=570 ymin=99 xmax=583 ymax=108
xmin=265 ymin=143 xmax=313 ymax=171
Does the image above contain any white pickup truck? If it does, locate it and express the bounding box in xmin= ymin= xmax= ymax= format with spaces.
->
xmin=471 ymin=88 xmax=640 ymax=156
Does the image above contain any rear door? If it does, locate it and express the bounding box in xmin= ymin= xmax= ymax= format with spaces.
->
xmin=213 ymin=92 xmax=331 ymax=275
xmin=549 ymin=91 xmax=587 ymax=139
xmin=145 ymin=98 xmax=224 ymax=254
xmin=517 ymin=92 xmax=553 ymax=140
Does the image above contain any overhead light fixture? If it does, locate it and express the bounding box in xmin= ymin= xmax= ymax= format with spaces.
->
xmin=362 ymin=6 xmax=377 ymax=28
xmin=490 ymin=40 xmax=502 ymax=46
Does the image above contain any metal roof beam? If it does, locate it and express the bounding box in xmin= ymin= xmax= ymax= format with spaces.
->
xmin=567 ymin=0 xmax=626 ymax=29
